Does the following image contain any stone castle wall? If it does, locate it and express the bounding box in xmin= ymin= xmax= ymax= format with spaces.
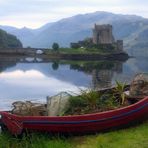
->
xmin=93 ymin=24 xmax=114 ymax=44
xmin=93 ymin=24 xmax=123 ymax=51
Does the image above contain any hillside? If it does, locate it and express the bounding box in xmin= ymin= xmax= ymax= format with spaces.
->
xmin=0 ymin=29 xmax=22 ymax=49
xmin=0 ymin=11 xmax=148 ymax=56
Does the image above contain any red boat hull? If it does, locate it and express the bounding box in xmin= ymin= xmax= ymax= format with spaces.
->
xmin=0 ymin=97 xmax=148 ymax=135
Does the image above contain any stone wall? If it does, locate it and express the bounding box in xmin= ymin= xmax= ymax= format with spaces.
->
xmin=92 ymin=24 xmax=123 ymax=51
xmin=116 ymin=40 xmax=123 ymax=51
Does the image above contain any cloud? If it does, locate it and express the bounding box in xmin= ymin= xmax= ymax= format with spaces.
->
xmin=0 ymin=0 xmax=147 ymax=28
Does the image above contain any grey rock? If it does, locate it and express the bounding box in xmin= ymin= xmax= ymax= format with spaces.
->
xmin=129 ymin=73 xmax=148 ymax=97
xmin=12 ymin=101 xmax=47 ymax=116
xmin=47 ymin=92 xmax=71 ymax=116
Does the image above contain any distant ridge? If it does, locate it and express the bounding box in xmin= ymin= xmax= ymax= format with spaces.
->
xmin=0 ymin=11 xmax=148 ymax=57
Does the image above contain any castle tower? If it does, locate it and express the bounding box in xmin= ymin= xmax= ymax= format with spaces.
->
xmin=93 ymin=24 xmax=114 ymax=44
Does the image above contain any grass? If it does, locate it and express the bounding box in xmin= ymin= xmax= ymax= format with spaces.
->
xmin=0 ymin=121 xmax=147 ymax=148
xmin=71 ymin=121 xmax=148 ymax=148
xmin=46 ymin=47 xmax=114 ymax=55
xmin=0 ymin=133 xmax=71 ymax=148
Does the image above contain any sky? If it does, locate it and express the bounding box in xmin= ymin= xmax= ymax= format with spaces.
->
xmin=0 ymin=0 xmax=148 ymax=28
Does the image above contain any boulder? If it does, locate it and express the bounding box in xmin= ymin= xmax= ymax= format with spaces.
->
xmin=129 ymin=73 xmax=148 ymax=97
xmin=47 ymin=92 xmax=71 ymax=116
xmin=12 ymin=101 xmax=47 ymax=116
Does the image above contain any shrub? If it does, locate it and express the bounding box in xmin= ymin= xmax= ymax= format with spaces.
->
xmin=80 ymin=88 xmax=102 ymax=109
xmin=62 ymin=81 xmax=128 ymax=116
xmin=63 ymin=96 xmax=88 ymax=115
xmin=113 ymin=81 xmax=127 ymax=105
xmin=52 ymin=42 xmax=59 ymax=52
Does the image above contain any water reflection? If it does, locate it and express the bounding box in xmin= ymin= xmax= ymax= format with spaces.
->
xmin=0 ymin=69 xmax=84 ymax=95
xmin=52 ymin=61 xmax=59 ymax=70
xmin=68 ymin=61 xmax=123 ymax=89
xmin=0 ymin=56 xmax=147 ymax=110
xmin=0 ymin=68 xmax=87 ymax=110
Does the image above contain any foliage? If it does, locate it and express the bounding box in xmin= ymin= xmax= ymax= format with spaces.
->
xmin=63 ymin=96 xmax=88 ymax=115
xmin=70 ymin=43 xmax=80 ymax=49
xmin=113 ymin=81 xmax=127 ymax=105
xmin=70 ymin=38 xmax=93 ymax=49
xmin=63 ymin=88 xmax=118 ymax=115
xmin=0 ymin=29 xmax=22 ymax=48
xmin=98 ymin=93 xmax=117 ymax=109
xmin=63 ymin=81 xmax=129 ymax=115
xmin=68 ymin=96 xmax=87 ymax=108
xmin=52 ymin=42 xmax=59 ymax=51
xmin=80 ymin=88 xmax=102 ymax=109
xmin=70 ymin=37 xmax=116 ymax=54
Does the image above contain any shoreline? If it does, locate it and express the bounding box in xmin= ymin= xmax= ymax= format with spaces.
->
xmin=0 ymin=48 xmax=129 ymax=61
xmin=45 ymin=52 xmax=129 ymax=61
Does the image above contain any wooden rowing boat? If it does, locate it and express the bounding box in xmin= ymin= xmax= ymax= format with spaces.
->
xmin=0 ymin=96 xmax=147 ymax=135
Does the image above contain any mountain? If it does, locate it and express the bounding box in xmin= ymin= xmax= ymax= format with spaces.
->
xmin=0 ymin=11 xmax=148 ymax=56
xmin=0 ymin=29 xmax=22 ymax=48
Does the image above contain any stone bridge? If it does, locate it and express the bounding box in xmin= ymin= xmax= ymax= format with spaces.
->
xmin=0 ymin=47 xmax=47 ymax=56
xmin=0 ymin=48 xmax=52 ymax=63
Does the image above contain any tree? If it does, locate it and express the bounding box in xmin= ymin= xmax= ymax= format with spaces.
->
xmin=52 ymin=42 xmax=59 ymax=51
xmin=0 ymin=29 xmax=22 ymax=49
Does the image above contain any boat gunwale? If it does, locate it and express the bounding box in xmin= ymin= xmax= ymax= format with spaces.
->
xmin=0 ymin=96 xmax=147 ymax=120
xmin=23 ymin=102 xmax=148 ymax=124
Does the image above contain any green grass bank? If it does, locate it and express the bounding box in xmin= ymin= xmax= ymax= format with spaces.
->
xmin=0 ymin=121 xmax=147 ymax=148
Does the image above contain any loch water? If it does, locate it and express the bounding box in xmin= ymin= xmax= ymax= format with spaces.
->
xmin=0 ymin=56 xmax=147 ymax=110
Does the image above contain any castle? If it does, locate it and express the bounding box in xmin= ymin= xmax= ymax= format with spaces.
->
xmin=92 ymin=24 xmax=123 ymax=50
xmin=93 ymin=24 xmax=114 ymax=44
xmin=71 ymin=24 xmax=123 ymax=51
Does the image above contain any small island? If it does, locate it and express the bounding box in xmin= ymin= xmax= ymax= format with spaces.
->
xmin=44 ymin=24 xmax=129 ymax=61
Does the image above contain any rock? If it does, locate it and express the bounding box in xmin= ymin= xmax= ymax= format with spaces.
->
xmin=47 ymin=92 xmax=71 ymax=116
xmin=129 ymin=73 xmax=148 ymax=97
xmin=30 ymin=104 xmax=47 ymax=116
xmin=12 ymin=101 xmax=47 ymax=116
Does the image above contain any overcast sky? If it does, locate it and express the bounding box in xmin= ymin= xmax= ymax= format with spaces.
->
xmin=0 ymin=0 xmax=148 ymax=28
